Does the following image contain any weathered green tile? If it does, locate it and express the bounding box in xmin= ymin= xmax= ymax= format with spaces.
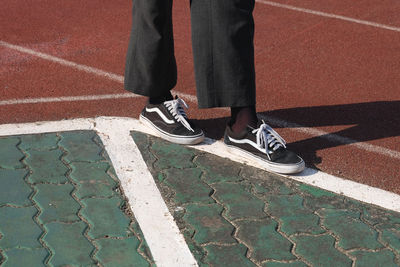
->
xmin=19 ymin=133 xmax=59 ymax=151
xmin=70 ymin=161 xmax=115 ymax=183
xmin=263 ymin=261 xmax=307 ymax=267
xmin=0 ymin=169 xmax=32 ymax=206
xmin=204 ymin=244 xmax=254 ymax=267
xmin=59 ymin=131 xmax=103 ymax=163
xmin=320 ymin=209 xmax=382 ymax=250
xmin=163 ymin=168 xmax=214 ymax=204
xmin=184 ymin=204 xmax=236 ymax=244
xmin=213 ymin=183 xmax=266 ymax=220
xmin=81 ymin=197 xmax=131 ymax=239
xmin=44 ymin=222 xmax=95 ymax=266
xmin=298 ymin=184 xmax=336 ymax=198
xmin=0 ymin=206 xmax=42 ymax=249
xmin=76 ymin=181 xmax=117 ymax=199
xmin=2 ymin=248 xmax=48 ymax=267
xmin=33 ymin=184 xmax=80 ymax=223
xmin=70 ymin=161 xmax=117 ymax=198
xmin=236 ymin=219 xmax=295 ymax=261
xmin=25 ymin=149 xmax=68 ymax=183
xmin=0 ymin=137 xmax=24 ymax=169
xmin=381 ymin=228 xmax=400 ymax=253
xmin=351 ymin=249 xmax=398 ymax=267
xmin=267 ymin=195 xmax=324 ymax=235
xmin=240 ymin=167 xmax=294 ymax=195
xmin=131 ymin=132 xmax=157 ymax=167
xmin=150 ymin=140 xmax=196 ymax=169
xmin=195 ymin=154 xmax=242 ymax=183
xmin=96 ymin=237 xmax=151 ymax=267
xmin=292 ymin=234 xmax=352 ymax=267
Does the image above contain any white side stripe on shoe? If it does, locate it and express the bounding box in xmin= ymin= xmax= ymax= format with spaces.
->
xmin=228 ymin=136 xmax=267 ymax=154
xmin=146 ymin=107 xmax=175 ymax=124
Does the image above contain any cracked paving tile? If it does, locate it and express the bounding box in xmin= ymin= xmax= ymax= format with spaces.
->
xmin=204 ymin=244 xmax=254 ymax=267
xmin=194 ymin=154 xmax=242 ymax=183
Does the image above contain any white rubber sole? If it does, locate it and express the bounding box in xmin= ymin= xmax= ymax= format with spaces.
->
xmin=139 ymin=115 xmax=205 ymax=145
xmin=224 ymin=144 xmax=305 ymax=174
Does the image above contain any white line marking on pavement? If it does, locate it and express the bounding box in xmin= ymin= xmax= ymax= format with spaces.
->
xmin=0 ymin=117 xmax=398 ymax=215
xmin=1 ymin=41 xmax=398 ymax=161
xmin=256 ymin=0 xmax=400 ymax=33
xmin=0 ymin=117 xmax=198 ymax=267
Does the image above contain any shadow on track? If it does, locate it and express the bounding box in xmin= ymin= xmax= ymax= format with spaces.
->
xmin=192 ymin=101 xmax=400 ymax=168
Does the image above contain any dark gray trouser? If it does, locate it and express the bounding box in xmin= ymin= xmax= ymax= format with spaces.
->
xmin=124 ymin=0 xmax=256 ymax=108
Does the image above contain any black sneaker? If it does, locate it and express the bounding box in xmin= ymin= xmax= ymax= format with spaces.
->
xmin=139 ymin=97 xmax=205 ymax=145
xmin=224 ymin=121 xmax=305 ymax=174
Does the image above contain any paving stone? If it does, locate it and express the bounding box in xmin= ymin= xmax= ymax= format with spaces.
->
xmin=263 ymin=261 xmax=307 ymax=267
xmin=267 ymin=195 xmax=324 ymax=235
xmin=131 ymin=132 xmax=157 ymax=166
xmin=204 ymin=244 xmax=254 ymax=267
xmin=163 ymin=168 xmax=214 ymax=204
xmin=19 ymin=133 xmax=59 ymax=151
xmin=236 ymin=219 xmax=296 ymax=262
xmin=81 ymin=197 xmax=131 ymax=239
xmin=150 ymin=139 xmax=196 ymax=169
xmin=25 ymin=149 xmax=68 ymax=183
xmin=212 ymin=183 xmax=266 ymax=220
xmin=319 ymin=209 xmax=382 ymax=250
xmin=2 ymin=248 xmax=48 ymax=267
xmin=0 ymin=206 xmax=42 ymax=249
xmin=381 ymin=228 xmax=400 ymax=254
xmin=0 ymin=169 xmax=32 ymax=206
xmin=59 ymin=131 xmax=103 ymax=163
xmin=0 ymin=137 xmax=24 ymax=169
xmin=184 ymin=203 xmax=236 ymax=244
xmin=70 ymin=161 xmax=117 ymax=198
xmin=351 ymin=249 xmax=398 ymax=267
xmin=44 ymin=221 xmax=95 ymax=266
xmin=240 ymin=167 xmax=294 ymax=195
xmin=96 ymin=237 xmax=151 ymax=267
xmin=292 ymin=234 xmax=352 ymax=267
xmin=194 ymin=154 xmax=242 ymax=183
xmin=33 ymin=184 xmax=80 ymax=223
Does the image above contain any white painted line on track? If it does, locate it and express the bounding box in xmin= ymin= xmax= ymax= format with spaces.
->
xmin=256 ymin=0 xmax=400 ymax=33
xmin=0 ymin=116 xmax=399 ymax=215
xmin=0 ymin=40 xmax=124 ymax=83
xmin=1 ymin=41 xmax=398 ymax=161
xmin=0 ymin=117 xmax=198 ymax=267
xmin=0 ymin=93 xmax=140 ymax=106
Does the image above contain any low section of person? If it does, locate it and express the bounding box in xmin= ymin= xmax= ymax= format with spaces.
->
xmin=124 ymin=0 xmax=304 ymax=174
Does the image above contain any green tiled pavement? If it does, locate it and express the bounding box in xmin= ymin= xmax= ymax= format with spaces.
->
xmin=132 ymin=131 xmax=400 ymax=267
xmin=0 ymin=131 xmax=154 ymax=266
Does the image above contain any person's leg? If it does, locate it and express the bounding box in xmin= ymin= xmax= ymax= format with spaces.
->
xmin=190 ymin=0 xmax=258 ymax=131
xmin=124 ymin=0 xmax=175 ymax=102
xmin=124 ymin=0 xmax=204 ymax=144
xmin=190 ymin=0 xmax=304 ymax=173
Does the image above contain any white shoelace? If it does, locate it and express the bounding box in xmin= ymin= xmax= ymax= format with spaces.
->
xmin=253 ymin=121 xmax=286 ymax=159
xmin=164 ymin=98 xmax=194 ymax=132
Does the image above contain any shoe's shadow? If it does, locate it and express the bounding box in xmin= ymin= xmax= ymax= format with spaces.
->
xmin=192 ymin=101 xmax=400 ymax=169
